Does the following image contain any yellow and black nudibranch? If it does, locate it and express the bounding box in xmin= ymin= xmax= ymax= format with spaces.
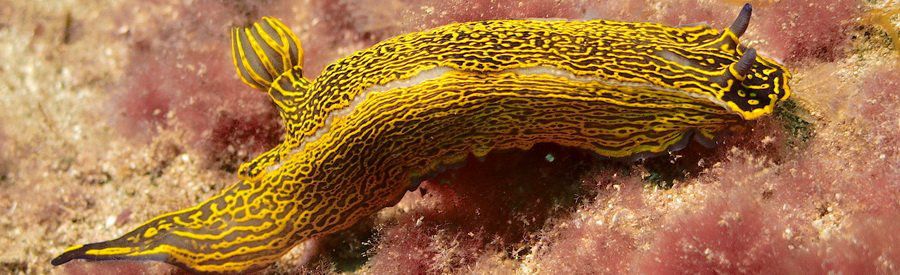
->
xmin=53 ymin=3 xmax=790 ymax=273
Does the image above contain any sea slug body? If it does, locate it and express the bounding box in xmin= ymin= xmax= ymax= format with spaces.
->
xmin=52 ymin=4 xmax=791 ymax=273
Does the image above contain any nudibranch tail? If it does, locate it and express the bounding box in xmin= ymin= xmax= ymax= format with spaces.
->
xmin=51 ymin=180 xmax=302 ymax=273
xmin=231 ymin=16 xmax=304 ymax=91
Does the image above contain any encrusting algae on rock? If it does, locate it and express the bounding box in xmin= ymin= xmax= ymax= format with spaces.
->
xmin=51 ymin=4 xmax=792 ymax=273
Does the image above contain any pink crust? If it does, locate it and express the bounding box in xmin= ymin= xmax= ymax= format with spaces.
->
xmin=841 ymin=63 xmax=900 ymax=214
xmin=853 ymin=63 xmax=899 ymax=155
xmin=653 ymin=0 xmax=863 ymax=63
xmin=302 ymin=0 xmax=583 ymax=76
xmin=368 ymin=145 xmax=598 ymax=273
xmin=367 ymin=215 xmax=486 ymax=274
xmin=0 ymin=127 xmax=7 ymax=179
xmin=636 ymin=190 xmax=808 ymax=274
xmin=751 ymin=0 xmax=862 ymax=63
xmin=59 ymin=261 xmax=188 ymax=275
xmin=110 ymin=0 xmax=299 ymax=167
xmin=535 ymin=176 xmax=645 ymax=274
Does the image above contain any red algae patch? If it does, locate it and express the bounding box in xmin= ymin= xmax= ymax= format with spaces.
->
xmin=752 ymin=0 xmax=863 ymax=63
xmin=60 ymin=260 xmax=188 ymax=275
xmin=110 ymin=0 xmax=296 ymax=169
xmin=0 ymin=128 xmax=9 ymax=181
xmin=852 ymin=62 xmax=899 ymax=156
xmin=367 ymin=144 xmax=599 ymax=273
xmin=635 ymin=189 xmax=813 ymax=274
xmin=301 ymin=0 xmax=586 ymax=76
xmin=532 ymin=179 xmax=645 ymax=274
xmin=367 ymin=215 xmax=487 ymax=274
xmin=821 ymin=211 xmax=900 ymax=273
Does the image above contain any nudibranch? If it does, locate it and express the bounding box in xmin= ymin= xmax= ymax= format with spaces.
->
xmin=53 ymin=4 xmax=790 ymax=273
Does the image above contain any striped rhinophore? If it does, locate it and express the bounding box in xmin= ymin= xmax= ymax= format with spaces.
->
xmin=53 ymin=3 xmax=790 ymax=273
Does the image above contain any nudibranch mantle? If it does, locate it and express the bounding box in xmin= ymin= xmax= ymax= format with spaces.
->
xmin=53 ymin=4 xmax=790 ymax=273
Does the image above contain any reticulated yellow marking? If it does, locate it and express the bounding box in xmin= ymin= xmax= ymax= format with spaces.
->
xmin=52 ymin=3 xmax=791 ymax=273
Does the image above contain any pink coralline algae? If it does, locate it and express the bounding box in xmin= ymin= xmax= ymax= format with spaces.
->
xmin=301 ymin=0 xmax=583 ymax=76
xmin=653 ymin=0 xmax=864 ymax=63
xmin=534 ymin=179 xmax=645 ymax=274
xmin=753 ymin=0 xmax=863 ymax=62
xmin=110 ymin=0 xmax=297 ymax=168
xmin=636 ymin=190 xmax=808 ymax=274
xmin=367 ymin=145 xmax=597 ymax=274
xmin=0 ymin=128 xmax=8 ymax=179
xmin=853 ymin=63 xmax=899 ymax=155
